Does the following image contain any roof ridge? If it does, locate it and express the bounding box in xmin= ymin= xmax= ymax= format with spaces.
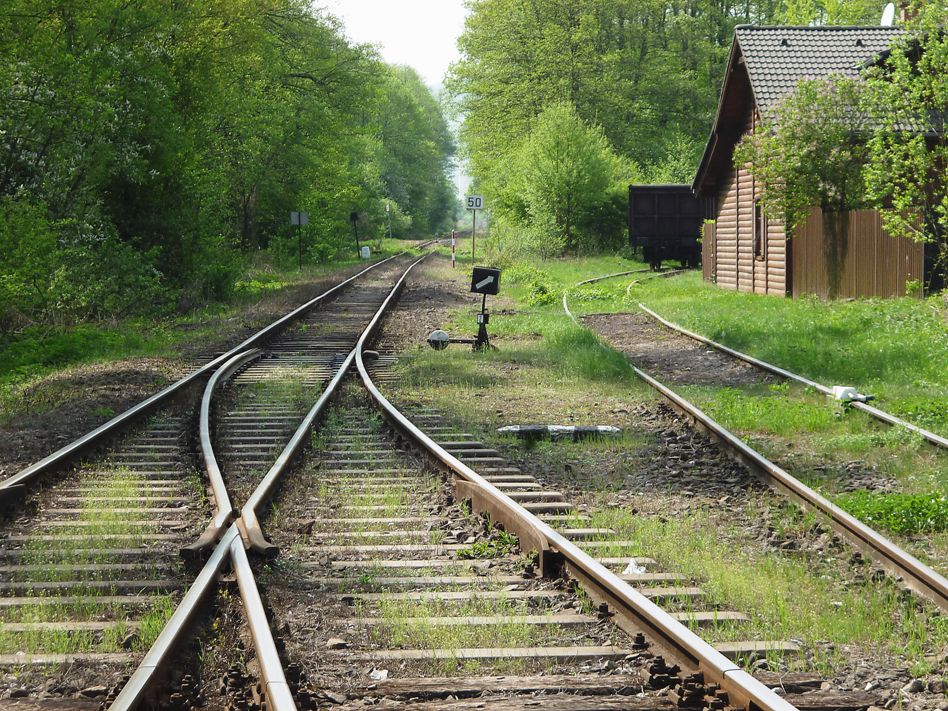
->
xmin=735 ymin=24 xmax=902 ymax=31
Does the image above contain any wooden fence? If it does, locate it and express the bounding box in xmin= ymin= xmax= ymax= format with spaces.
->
xmin=791 ymin=209 xmax=923 ymax=299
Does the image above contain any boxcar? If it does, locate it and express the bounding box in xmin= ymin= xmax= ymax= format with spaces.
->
xmin=628 ymin=185 xmax=710 ymax=270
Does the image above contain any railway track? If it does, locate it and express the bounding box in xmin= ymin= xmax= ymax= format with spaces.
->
xmin=564 ymin=272 xmax=948 ymax=612
xmin=0 ymin=412 xmax=197 ymax=675
xmin=0 ymin=251 xmax=422 ymax=703
xmin=0 ymin=250 xmax=888 ymax=710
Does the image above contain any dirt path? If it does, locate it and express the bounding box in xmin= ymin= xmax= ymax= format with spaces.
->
xmin=582 ymin=312 xmax=774 ymax=387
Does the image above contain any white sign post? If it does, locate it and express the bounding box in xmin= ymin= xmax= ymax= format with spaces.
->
xmin=291 ymin=211 xmax=309 ymax=270
xmin=465 ymin=196 xmax=485 ymax=264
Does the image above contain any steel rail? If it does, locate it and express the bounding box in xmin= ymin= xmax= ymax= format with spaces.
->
xmin=562 ymin=269 xmax=649 ymax=321
xmin=560 ymin=267 xmax=680 ymax=323
xmin=230 ymin=531 xmax=297 ymax=710
xmin=109 ymin=524 xmax=240 ymax=711
xmin=637 ymin=302 xmax=948 ymax=450
xmin=624 ymin=269 xmax=687 ymax=297
xmin=575 ymin=268 xmax=651 ymax=286
xmin=355 ymin=284 xmax=796 ymax=711
xmin=634 ymin=366 xmax=948 ymax=611
xmin=563 ymin=276 xmax=948 ymax=610
xmin=238 ymin=252 xmax=432 ymax=555
xmin=0 ymin=253 xmax=405 ymax=501
xmin=187 ymin=349 xmax=264 ymax=553
xmin=109 ymin=252 xmax=436 ymax=711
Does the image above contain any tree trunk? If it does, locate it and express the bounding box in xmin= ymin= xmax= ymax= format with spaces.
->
xmin=822 ymin=208 xmax=849 ymax=300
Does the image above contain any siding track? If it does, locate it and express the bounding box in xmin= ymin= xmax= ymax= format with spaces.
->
xmin=564 ymin=272 xmax=948 ymax=612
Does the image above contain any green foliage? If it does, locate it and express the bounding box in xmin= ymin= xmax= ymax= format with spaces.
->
xmin=0 ymin=1 xmax=455 ymax=335
xmin=449 ymin=0 xmax=773 ymax=188
xmin=779 ymin=0 xmax=880 ymax=24
xmin=505 ymin=102 xmax=629 ymax=254
xmin=734 ymin=78 xmax=870 ymax=298
xmin=735 ymin=78 xmax=870 ymax=230
xmin=863 ymin=2 xmax=948 ymax=257
xmin=458 ymin=528 xmax=518 ymax=559
xmin=451 ymin=0 xmax=882 ymax=260
xmin=505 ymin=264 xmax=560 ymax=305
xmin=628 ymin=271 xmax=948 ymax=437
xmin=233 ymin=276 xmax=292 ymax=299
xmin=836 ymin=491 xmax=948 ymax=535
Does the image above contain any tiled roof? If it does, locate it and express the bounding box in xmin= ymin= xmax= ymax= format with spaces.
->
xmin=735 ymin=26 xmax=903 ymax=114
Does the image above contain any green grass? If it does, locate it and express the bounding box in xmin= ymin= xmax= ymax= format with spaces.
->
xmin=578 ymin=503 xmax=948 ymax=675
xmin=389 ymin=251 xmax=948 ymax=676
xmin=0 ymin=468 xmax=177 ymax=655
xmin=614 ymin=271 xmax=948 ymax=437
xmin=835 ymin=491 xmax=948 ymax=534
xmin=457 ymin=530 xmax=519 ymax=559
xmin=389 ymin=256 xmax=653 ymax=428
xmin=0 ymin=240 xmax=418 ymax=419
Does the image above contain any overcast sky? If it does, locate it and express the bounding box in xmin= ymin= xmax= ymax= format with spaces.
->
xmin=324 ymin=0 xmax=468 ymax=89
xmin=323 ymin=1 xmax=471 ymax=197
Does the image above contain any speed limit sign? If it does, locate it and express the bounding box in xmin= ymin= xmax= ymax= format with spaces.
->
xmin=466 ymin=195 xmax=484 ymax=210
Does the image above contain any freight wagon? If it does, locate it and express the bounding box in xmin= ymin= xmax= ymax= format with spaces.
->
xmin=628 ymin=184 xmax=710 ymax=270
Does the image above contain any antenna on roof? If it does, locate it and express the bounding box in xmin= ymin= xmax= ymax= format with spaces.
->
xmin=880 ymin=2 xmax=896 ymax=26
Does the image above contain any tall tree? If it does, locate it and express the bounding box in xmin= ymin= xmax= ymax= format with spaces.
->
xmin=863 ymin=0 xmax=948 ymax=281
xmin=449 ymin=0 xmax=886 ymax=258
xmin=0 ymin=0 xmax=457 ymax=332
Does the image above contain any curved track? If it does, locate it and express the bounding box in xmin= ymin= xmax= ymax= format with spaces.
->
xmin=564 ymin=270 xmax=948 ymax=612
xmin=122 ymin=254 xmax=806 ymax=710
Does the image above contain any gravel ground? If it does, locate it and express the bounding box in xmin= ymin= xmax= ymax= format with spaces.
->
xmin=581 ymin=312 xmax=775 ymax=388
xmin=379 ymin=257 xmax=948 ymax=711
xmin=0 ymin=258 xmax=397 ymax=478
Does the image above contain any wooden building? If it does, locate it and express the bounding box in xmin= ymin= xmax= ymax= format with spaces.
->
xmin=693 ymin=25 xmax=925 ymax=299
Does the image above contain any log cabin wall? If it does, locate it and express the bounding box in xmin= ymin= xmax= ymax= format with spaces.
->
xmin=710 ymin=110 xmax=789 ymax=296
xmin=702 ymin=222 xmax=716 ymax=282
xmin=714 ymin=168 xmax=738 ymax=290
xmin=737 ymin=160 xmax=755 ymax=292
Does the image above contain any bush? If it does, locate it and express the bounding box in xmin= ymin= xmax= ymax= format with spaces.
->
xmin=505 ymin=264 xmax=560 ymax=306
xmin=50 ymin=226 xmax=166 ymax=322
xmin=1 ymin=198 xmax=169 ymax=330
xmin=0 ymin=196 xmax=60 ymax=331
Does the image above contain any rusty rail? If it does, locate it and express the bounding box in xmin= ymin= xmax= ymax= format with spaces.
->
xmin=0 ymin=253 xmax=405 ymax=501
xmin=356 ymin=279 xmax=796 ymax=711
xmin=634 ymin=366 xmax=948 ymax=611
xmin=110 ymin=253 xmax=436 ymax=711
xmin=230 ymin=533 xmax=297 ymax=710
xmin=637 ymin=302 xmax=948 ymax=450
xmin=187 ymin=349 xmax=263 ymax=552
xmin=238 ymin=252 xmax=431 ymax=555
xmin=563 ymin=272 xmax=948 ymax=611
xmin=110 ymin=524 xmax=241 ymax=710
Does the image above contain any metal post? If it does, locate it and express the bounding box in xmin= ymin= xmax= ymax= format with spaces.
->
xmin=475 ymin=292 xmax=490 ymax=350
xmin=298 ymin=223 xmax=302 ymax=271
xmin=352 ymin=219 xmax=361 ymax=257
xmin=472 ymin=209 xmax=477 ymax=264
xmin=387 ymin=202 xmax=393 ymax=241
